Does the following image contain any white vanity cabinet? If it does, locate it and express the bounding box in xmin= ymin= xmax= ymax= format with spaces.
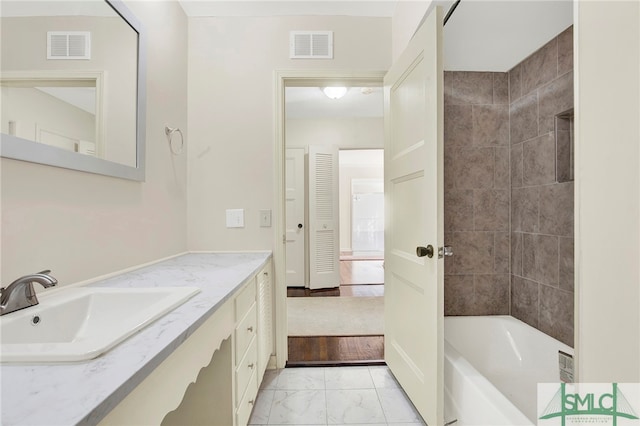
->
xmin=98 ymin=258 xmax=274 ymax=426
xmin=234 ymin=279 xmax=259 ymax=426
xmin=256 ymin=261 xmax=274 ymax=379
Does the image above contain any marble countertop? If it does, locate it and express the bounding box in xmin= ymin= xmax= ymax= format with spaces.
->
xmin=0 ymin=251 xmax=272 ymax=426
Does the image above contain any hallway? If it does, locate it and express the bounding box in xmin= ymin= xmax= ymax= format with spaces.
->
xmin=287 ymin=259 xmax=385 ymax=365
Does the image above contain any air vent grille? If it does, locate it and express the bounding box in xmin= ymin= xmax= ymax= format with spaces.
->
xmin=290 ymin=31 xmax=333 ymax=59
xmin=47 ymin=31 xmax=91 ymax=60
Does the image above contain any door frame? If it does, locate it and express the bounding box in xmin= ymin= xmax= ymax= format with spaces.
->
xmin=273 ymin=70 xmax=386 ymax=367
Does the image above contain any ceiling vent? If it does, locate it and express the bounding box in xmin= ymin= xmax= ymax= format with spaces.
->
xmin=290 ymin=31 xmax=333 ymax=59
xmin=47 ymin=31 xmax=91 ymax=60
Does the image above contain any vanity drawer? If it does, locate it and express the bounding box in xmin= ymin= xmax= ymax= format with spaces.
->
xmin=235 ymin=338 xmax=258 ymax=402
xmin=235 ymin=281 xmax=256 ymax=322
xmin=236 ymin=369 xmax=258 ymax=426
xmin=235 ymin=303 xmax=257 ymax=364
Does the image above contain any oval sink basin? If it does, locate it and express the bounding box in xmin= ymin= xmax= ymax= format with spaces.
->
xmin=0 ymin=286 xmax=200 ymax=363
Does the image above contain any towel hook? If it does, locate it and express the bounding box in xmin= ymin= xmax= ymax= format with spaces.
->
xmin=165 ymin=126 xmax=184 ymax=155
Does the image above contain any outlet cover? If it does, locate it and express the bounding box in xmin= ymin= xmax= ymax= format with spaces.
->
xmin=259 ymin=209 xmax=272 ymax=227
xmin=226 ymin=209 xmax=244 ymax=228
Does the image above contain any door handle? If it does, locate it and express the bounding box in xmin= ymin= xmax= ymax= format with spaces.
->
xmin=416 ymin=245 xmax=434 ymax=258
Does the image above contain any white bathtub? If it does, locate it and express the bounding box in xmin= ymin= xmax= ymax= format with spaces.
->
xmin=444 ymin=316 xmax=574 ymax=426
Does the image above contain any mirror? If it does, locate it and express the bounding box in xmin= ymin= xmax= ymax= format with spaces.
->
xmin=0 ymin=0 xmax=146 ymax=181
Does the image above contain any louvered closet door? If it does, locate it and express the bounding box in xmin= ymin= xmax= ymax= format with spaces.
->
xmin=308 ymin=145 xmax=340 ymax=290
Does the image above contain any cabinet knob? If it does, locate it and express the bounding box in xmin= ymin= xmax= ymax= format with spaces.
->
xmin=247 ymin=326 xmax=254 ymax=332
xmin=248 ymin=363 xmax=255 ymax=369
xmin=248 ymin=399 xmax=255 ymax=406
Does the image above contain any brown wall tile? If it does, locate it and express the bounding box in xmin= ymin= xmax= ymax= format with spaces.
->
xmin=509 ymin=64 xmax=522 ymax=102
xmin=444 ymin=274 xmax=475 ymax=316
xmin=510 ymin=92 xmax=538 ymax=144
xmin=559 ymin=236 xmax=574 ymax=292
xmin=475 ymin=274 xmax=510 ymax=315
xmin=511 ymin=143 xmax=524 ymax=188
xmin=539 ymin=285 xmax=574 ymax=347
xmin=445 ymin=104 xmax=472 ymax=146
xmin=512 ymin=232 xmax=523 ymax=276
xmin=453 ymin=148 xmax=495 ymax=189
xmin=449 ymin=231 xmax=495 ymax=274
xmin=557 ymin=26 xmax=573 ymax=76
xmin=512 ymin=186 xmax=540 ymax=233
xmin=445 ymin=189 xmax=474 ymax=231
xmin=523 ymin=133 xmax=556 ymax=186
xmin=495 ymin=232 xmax=510 ymax=274
xmin=443 ymin=31 xmax=575 ymax=347
xmin=521 ymin=37 xmax=558 ymax=95
xmin=472 ymin=105 xmax=509 ymax=146
xmin=452 ymin=72 xmax=494 ymax=105
xmin=539 ymin=72 xmax=574 ymax=134
xmin=444 ymin=145 xmax=457 ymax=190
xmin=493 ymin=73 xmax=509 ymax=105
xmin=556 ymin=115 xmax=574 ymax=183
xmin=474 ymin=189 xmax=509 ymax=231
xmin=511 ymin=276 xmax=539 ymax=328
xmin=539 ymin=182 xmax=574 ymax=236
xmin=522 ymin=233 xmax=559 ymax=286
xmin=495 ymin=147 xmax=510 ymax=189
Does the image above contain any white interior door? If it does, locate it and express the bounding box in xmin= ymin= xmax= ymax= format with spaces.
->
xmin=383 ymin=7 xmax=444 ymax=426
xmin=308 ymin=145 xmax=340 ymax=290
xmin=285 ymin=148 xmax=306 ymax=287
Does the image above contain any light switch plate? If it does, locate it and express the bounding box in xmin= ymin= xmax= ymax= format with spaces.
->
xmin=259 ymin=209 xmax=272 ymax=227
xmin=226 ymin=209 xmax=244 ymax=228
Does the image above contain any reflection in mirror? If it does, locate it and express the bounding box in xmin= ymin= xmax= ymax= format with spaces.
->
xmin=0 ymin=0 xmax=146 ymax=181
xmin=2 ymin=72 xmax=104 ymax=160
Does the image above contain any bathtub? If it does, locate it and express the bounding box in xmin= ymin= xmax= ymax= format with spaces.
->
xmin=444 ymin=316 xmax=574 ymax=426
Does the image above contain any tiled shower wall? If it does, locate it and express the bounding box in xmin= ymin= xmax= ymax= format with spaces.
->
xmin=510 ymin=26 xmax=574 ymax=347
xmin=444 ymin=26 xmax=575 ymax=347
xmin=443 ymin=71 xmax=511 ymax=316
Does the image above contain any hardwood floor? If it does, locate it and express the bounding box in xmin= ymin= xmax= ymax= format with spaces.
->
xmin=286 ymin=259 xmax=385 ymax=364
xmin=287 ymin=336 xmax=385 ymax=366
xmin=287 ymin=284 xmax=383 ymax=298
xmin=287 ymin=259 xmax=385 ymax=298
xmin=340 ymin=259 xmax=384 ymax=285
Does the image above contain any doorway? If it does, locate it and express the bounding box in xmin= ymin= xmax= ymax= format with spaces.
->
xmin=280 ymin=78 xmax=386 ymax=365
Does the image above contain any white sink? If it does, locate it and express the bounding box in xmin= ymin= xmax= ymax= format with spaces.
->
xmin=0 ymin=286 xmax=200 ymax=363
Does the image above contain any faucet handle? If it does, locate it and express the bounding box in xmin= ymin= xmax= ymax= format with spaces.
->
xmin=35 ymin=270 xmax=52 ymax=275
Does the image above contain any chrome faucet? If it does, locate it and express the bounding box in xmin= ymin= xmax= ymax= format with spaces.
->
xmin=0 ymin=270 xmax=57 ymax=316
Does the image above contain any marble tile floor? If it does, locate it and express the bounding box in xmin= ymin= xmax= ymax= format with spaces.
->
xmin=249 ymin=366 xmax=425 ymax=425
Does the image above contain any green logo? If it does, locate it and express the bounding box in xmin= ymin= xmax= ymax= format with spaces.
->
xmin=539 ymin=383 xmax=639 ymax=425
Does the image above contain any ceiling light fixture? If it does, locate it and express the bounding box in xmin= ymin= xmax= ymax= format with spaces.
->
xmin=322 ymin=87 xmax=348 ymax=100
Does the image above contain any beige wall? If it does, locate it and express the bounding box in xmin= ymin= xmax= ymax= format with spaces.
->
xmin=575 ymin=1 xmax=640 ymax=382
xmin=286 ymin=118 xmax=383 ymax=150
xmin=187 ymin=16 xmax=391 ymax=251
xmin=0 ymin=0 xmax=189 ymax=287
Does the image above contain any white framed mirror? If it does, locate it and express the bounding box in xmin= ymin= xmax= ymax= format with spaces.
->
xmin=0 ymin=0 xmax=146 ymax=181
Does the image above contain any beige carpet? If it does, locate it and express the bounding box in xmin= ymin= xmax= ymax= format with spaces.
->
xmin=287 ymin=296 xmax=384 ymax=336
